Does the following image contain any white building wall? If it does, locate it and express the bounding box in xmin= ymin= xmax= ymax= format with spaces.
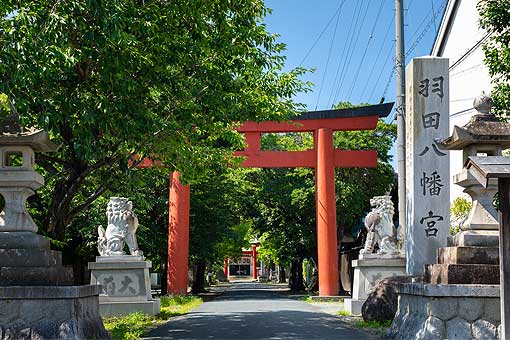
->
xmin=431 ymin=0 xmax=493 ymax=202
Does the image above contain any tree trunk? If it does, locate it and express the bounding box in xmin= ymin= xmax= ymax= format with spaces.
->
xmin=191 ymin=260 xmax=207 ymax=294
xmin=278 ymin=265 xmax=286 ymax=283
xmin=161 ymin=259 xmax=168 ymax=296
xmin=289 ymin=258 xmax=304 ymax=291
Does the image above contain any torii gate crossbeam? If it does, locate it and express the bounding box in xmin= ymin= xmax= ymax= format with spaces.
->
xmin=167 ymin=103 xmax=393 ymax=296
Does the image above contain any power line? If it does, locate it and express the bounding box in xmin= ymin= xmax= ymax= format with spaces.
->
xmin=450 ymin=63 xmax=483 ymax=77
xmin=450 ymin=107 xmax=475 ymax=117
xmin=431 ymin=0 xmax=437 ymax=33
xmin=367 ymin=43 xmax=395 ymax=103
xmin=326 ymin=0 xmax=363 ymax=108
xmin=405 ymin=0 xmax=447 ymax=57
xmin=315 ymin=2 xmax=344 ymax=110
xmin=380 ymin=0 xmax=448 ymax=105
xmin=449 ymin=32 xmax=491 ymax=71
xmin=359 ymin=16 xmax=394 ymax=102
xmin=381 ymin=65 xmax=396 ymax=108
xmin=331 ymin=0 xmax=371 ymax=106
xmin=297 ymin=2 xmax=346 ymax=67
xmin=346 ymin=0 xmax=388 ymax=102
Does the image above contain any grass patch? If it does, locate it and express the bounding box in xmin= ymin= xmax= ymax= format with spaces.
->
xmin=104 ymin=295 xmax=202 ymax=340
xmin=301 ymin=295 xmax=313 ymax=303
xmin=355 ymin=320 xmax=392 ymax=329
xmin=158 ymin=295 xmax=203 ymax=318
xmin=337 ymin=310 xmax=350 ymax=316
xmin=302 ymin=295 xmax=343 ymax=304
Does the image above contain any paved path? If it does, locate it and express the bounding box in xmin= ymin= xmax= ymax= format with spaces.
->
xmin=143 ymin=282 xmax=382 ymax=340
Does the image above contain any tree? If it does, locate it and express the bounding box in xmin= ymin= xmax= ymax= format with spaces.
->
xmin=0 ymin=1 xmax=308 ymax=242
xmin=188 ymin=167 xmax=256 ymax=293
xmin=478 ymin=0 xmax=510 ymax=116
xmin=450 ymin=197 xmax=472 ymax=236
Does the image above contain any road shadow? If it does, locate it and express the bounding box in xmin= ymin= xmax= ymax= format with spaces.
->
xmin=143 ymin=309 xmax=382 ymax=340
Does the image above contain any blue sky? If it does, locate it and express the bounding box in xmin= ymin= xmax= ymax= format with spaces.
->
xmin=263 ymin=0 xmax=447 ymax=168
xmin=264 ymin=0 xmax=446 ymax=117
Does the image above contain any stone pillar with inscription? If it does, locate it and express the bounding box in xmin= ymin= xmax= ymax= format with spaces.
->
xmin=405 ymin=57 xmax=450 ymax=276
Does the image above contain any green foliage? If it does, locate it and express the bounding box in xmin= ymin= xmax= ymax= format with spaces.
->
xmin=189 ymin=168 xmax=254 ymax=264
xmin=103 ymin=312 xmax=154 ymax=340
xmin=0 ymin=93 xmax=9 ymax=117
xmin=302 ymin=258 xmax=317 ymax=290
xmin=0 ymin=0 xmax=309 ymax=242
xmin=158 ymin=295 xmax=203 ymax=318
xmin=478 ymin=0 xmax=510 ymax=117
xmin=355 ymin=320 xmax=392 ymax=328
xmin=334 ymin=120 xmax=396 ymax=231
xmin=104 ymin=296 xmax=202 ymax=340
xmin=450 ymin=197 xmax=472 ymax=235
xmin=337 ymin=310 xmax=351 ymax=316
xmin=334 ymin=101 xmax=370 ymax=109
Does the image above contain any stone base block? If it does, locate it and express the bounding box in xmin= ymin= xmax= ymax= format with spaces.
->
xmin=358 ymin=253 xmax=404 ymax=260
xmin=437 ymin=246 xmax=499 ymax=265
xmin=96 ymin=255 xmax=145 ymax=262
xmin=347 ymin=256 xmax=406 ymax=318
xmin=344 ymin=298 xmax=364 ymax=315
xmin=451 ymin=230 xmax=499 ymax=247
xmin=0 ymin=249 xmax=62 ymax=267
xmin=351 ymin=257 xmax=406 ymax=301
xmin=424 ymin=263 xmax=499 ymax=284
xmin=99 ymin=299 xmax=161 ymax=317
xmin=0 ymin=285 xmax=111 ymax=340
xmin=0 ymin=232 xmax=50 ymax=249
xmin=89 ymin=258 xmax=159 ymax=317
xmin=389 ymin=283 xmax=500 ymax=340
xmin=0 ymin=265 xmax=73 ymax=286
xmin=0 ymin=247 xmax=74 ymax=286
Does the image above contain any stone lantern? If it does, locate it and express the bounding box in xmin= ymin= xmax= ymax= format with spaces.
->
xmin=0 ymin=114 xmax=110 ymax=339
xmin=439 ymin=92 xmax=510 ymax=249
xmin=0 ymin=115 xmax=58 ymax=248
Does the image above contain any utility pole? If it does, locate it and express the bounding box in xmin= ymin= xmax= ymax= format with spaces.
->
xmin=395 ymin=0 xmax=406 ymax=255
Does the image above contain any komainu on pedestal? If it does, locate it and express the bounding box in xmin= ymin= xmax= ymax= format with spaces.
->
xmin=360 ymin=195 xmax=400 ymax=256
xmin=89 ymin=197 xmax=160 ymax=317
xmin=97 ymin=197 xmax=143 ymax=257
xmin=344 ymin=195 xmax=406 ymax=316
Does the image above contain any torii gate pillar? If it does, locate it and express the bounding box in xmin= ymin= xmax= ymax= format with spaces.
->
xmin=316 ymin=128 xmax=339 ymax=296
xmin=167 ymin=172 xmax=190 ymax=295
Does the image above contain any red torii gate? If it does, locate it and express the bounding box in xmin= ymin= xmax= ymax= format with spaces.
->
xmin=167 ymin=103 xmax=392 ymax=296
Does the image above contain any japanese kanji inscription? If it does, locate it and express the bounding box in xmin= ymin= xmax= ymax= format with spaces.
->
xmin=406 ymin=57 xmax=450 ymax=276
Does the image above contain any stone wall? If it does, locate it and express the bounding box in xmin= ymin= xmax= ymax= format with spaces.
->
xmin=0 ymin=286 xmax=111 ymax=340
xmin=388 ymin=283 xmax=500 ymax=340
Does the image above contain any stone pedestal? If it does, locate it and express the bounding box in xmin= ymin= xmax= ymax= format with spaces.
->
xmin=89 ymin=256 xmax=160 ymax=316
xmin=389 ymin=283 xmax=501 ymax=340
xmin=0 ymin=233 xmax=110 ymax=339
xmin=0 ymin=285 xmax=110 ymax=340
xmin=425 ymin=246 xmax=499 ymax=284
xmin=344 ymin=256 xmax=406 ymax=315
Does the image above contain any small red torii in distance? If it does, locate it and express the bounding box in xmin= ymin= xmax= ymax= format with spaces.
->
xmin=149 ymin=103 xmax=393 ymax=296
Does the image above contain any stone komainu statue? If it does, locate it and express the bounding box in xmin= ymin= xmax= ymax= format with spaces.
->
xmin=97 ymin=197 xmax=143 ymax=257
xmin=360 ymin=196 xmax=399 ymax=255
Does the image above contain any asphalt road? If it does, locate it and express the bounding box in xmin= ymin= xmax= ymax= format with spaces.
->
xmin=143 ymin=282 xmax=382 ymax=340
